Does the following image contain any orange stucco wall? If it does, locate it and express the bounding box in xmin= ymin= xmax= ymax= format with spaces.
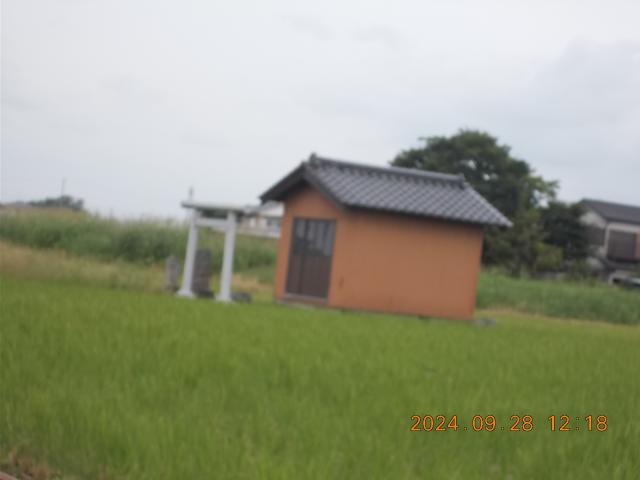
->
xmin=274 ymin=184 xmax=484 ymax=320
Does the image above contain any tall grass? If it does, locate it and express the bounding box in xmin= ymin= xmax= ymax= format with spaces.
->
xmin=0 ymin=208 xmax=276 ymax=270
xmin=2 ymin=208 xmax=638 ymax=325
xmin=1 ymin=277 xmax=639 ymax=479
xmin=0 ymin=241 xmax=274 ymax=301
xmin=0 ymin=240 xmax=164 ymax=292
xmin=477 ymin=271 xmax=640 ymax=325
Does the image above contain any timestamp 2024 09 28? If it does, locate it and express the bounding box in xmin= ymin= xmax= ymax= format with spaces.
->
xmin=409 ymin=415 xmax=608 ymax=432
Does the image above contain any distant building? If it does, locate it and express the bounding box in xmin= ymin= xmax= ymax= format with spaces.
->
xmin=239 ymin=201 xmax=283 ymax=238
xmin=580 ymin=199 xmax=640 ymax=283
xmin=260 ymin=154 xmax=511 ymax=320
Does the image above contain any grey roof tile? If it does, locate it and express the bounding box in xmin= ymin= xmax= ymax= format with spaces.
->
xmin=581 ymin=198 xmax=640 ymax=226
xmin=261 ymin=154 xmax=512 ymax=228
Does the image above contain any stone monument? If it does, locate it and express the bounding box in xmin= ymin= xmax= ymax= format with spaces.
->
xmin=192 ymin=249 xmax=214 ymax=298
xmin=165 ymin=255 xmax=180 ymax=292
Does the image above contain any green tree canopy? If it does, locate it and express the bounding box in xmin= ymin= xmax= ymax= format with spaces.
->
xmin=29 ymin=195 xmax=84 ymax=212
xmin=392 ymin=129 xmax=557 ymax=219
xmin=539 ymin=201 xmax=589 ymax=263
xmin=391 ymin=129 xmax=573 ymax=273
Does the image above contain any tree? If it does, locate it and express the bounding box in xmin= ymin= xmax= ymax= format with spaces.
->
xmin=539 ymin=201 xmax=589 ymax=264
xmin=392 ymin=129 xmax=558 ymax=273
xmin=30 ymin=195 xmax=84 ymax=212
xmin=393 ymin=129 xmax=557 ymax=218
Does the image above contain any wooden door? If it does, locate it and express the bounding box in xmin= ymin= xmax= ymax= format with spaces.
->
xmin=286 ymin=218 xmax=336 ymax=299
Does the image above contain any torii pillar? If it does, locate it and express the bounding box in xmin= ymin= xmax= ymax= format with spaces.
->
xmin=177 ymin=201 xmax=243 ymax=302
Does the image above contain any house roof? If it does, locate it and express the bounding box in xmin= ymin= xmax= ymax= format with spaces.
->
xmin=260 ymin=154 xmax=512 ymax=228
xmin=581 ymin=198 xmax=640 ymax=226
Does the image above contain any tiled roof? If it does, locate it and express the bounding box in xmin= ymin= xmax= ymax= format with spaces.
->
xmin=582 ymin=199 xmax=640 ymax=226
xmin=260 ymin=154 xmax=512 ymax=228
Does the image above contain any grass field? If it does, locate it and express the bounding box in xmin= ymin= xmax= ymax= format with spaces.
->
xmin=477 ymin=271 xmax=640 ymax=325
xmin=0 ymin=208 xmax=277 ymax=269
xmin=2 ymin=235 xmax=638 ymax=325
xmin=1 ymin=276 xmax=639 ymax=479
xmin=0 ymin=241 xmax=273 ymax=302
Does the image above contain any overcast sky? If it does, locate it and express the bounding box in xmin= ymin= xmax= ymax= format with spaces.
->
xmin=2 ymin=0 xmax=639 ymax=217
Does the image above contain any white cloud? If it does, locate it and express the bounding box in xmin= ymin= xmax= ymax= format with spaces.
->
xmin=2 ymin=0 xmax=639 ymax=216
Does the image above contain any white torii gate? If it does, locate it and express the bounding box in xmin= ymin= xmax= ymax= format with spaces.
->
xmin=177 ymin=201 xmax=248 ymax=302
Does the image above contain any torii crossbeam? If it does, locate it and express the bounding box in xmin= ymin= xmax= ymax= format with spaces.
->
xmin=177 ymin=201 xmax=248 ymax=302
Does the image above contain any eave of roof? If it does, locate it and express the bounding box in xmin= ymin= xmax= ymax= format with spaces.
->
xmin=181 ymin=200 xmax=248 ymax=213
xmin=260 ymin=154 xmax=512 ymax=228
xmin=581 ymin=198 xmax=640 ymax=226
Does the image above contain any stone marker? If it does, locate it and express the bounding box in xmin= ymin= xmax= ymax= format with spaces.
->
xmin=473 ymin=317 xmax=496 ymax=327
xmin=192 ymin=249 xmax=214 ymax=298
xmin=231 ymin=291 xmax=252 ymax=303
xmin=165 ymin=255 xmax=180 ymax=292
